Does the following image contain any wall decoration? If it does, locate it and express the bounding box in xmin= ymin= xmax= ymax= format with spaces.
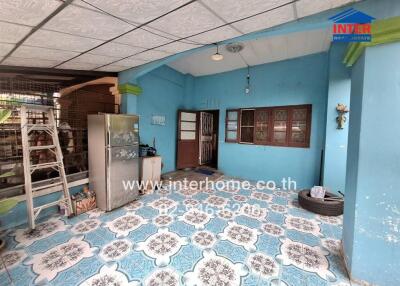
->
xmin=336 ymin=103 xmax=349 ymax=129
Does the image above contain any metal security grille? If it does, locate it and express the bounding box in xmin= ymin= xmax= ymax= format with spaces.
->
xmin=0 ymin=78 xmax=118 ymax=197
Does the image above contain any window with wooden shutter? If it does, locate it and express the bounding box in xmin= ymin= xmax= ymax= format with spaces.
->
xmin=254 ymin=108 xmax=270 ymax=145
xmin=240 ymin=109 xmax=255 ymax=143
xmin=288 ymin=105 xmax=311 ymax=147
xmin=225 ymin=104 xmax=311 ymax=148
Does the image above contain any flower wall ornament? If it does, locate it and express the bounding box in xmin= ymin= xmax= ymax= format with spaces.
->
xmin=336 ymin=103 xmax=349 ymax=129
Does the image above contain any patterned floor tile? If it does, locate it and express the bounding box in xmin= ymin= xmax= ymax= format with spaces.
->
xmin=0 ymin=176 xmax=350 ymax=285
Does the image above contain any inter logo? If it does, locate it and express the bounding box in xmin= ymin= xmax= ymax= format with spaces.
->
xmin=329 ymin=8 xmax=375 ymax=42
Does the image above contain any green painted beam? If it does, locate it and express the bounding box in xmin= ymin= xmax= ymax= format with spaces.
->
xmin=118 ymin=83 xmax=142 ymax=95
xmin=344 ymin=16 xmax=400 ymax=67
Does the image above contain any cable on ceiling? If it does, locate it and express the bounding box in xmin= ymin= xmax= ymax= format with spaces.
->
xmin=92 ymin=0 xmax=298 ymax=70
xmin=79 ymin=0 xmax=207 ymax=47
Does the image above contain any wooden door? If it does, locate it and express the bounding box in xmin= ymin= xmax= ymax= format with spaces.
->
xmin=199 ymin=112 xmax=213 ymax=165
xmin=177 ymin=110 xmax=199 ymax=169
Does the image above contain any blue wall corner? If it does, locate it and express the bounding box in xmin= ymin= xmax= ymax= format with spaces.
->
xmin=322 ymin=43 xmax=351 ymax=194
xmin=134 ymin=66 xmax=186 ymax=173
xmin=343 ymin=42 xmax=400 ymax=286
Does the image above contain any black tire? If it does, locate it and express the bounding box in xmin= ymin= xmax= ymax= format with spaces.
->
xmin=298 ymin=189 xmax=343 ymax=216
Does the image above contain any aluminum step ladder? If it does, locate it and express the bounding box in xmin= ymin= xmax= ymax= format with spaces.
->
xmin=20 ymin=104 xmax=73 ymax=230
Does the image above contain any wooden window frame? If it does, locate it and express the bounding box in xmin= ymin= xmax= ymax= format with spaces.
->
xmin=225 ymin=109 xmax=239 ymax=143
xmin=225 ymin=104 xmax=312 ymax=148
xmin=239 ymin=108 xmax=255 ymax=144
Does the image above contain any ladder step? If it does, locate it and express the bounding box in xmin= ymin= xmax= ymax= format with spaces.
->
xmin=29 ymin=145 xmax=56 ymax=151
xmin=32 ymin=181 xmax=63 ymax=192
xmin=22 ymin=104 xmax=52 ymax=111
xmin=33 ymin=198 xmax=69 ymax=219
xmin=30 ymin=161 xmax=62 ymax=170
xmin=26 ymin=124 xmax=55 ymax=132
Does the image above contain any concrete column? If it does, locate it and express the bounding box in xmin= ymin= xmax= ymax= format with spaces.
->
xmin=343 ymin=42 xmax=400 ymax=285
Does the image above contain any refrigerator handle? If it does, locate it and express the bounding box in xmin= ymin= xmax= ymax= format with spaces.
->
xmin=106 ymin=115 xmax=111 ymax=146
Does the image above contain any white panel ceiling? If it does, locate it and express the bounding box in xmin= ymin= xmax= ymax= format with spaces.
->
xmin=72 ymin=53 xmax=121 ymax=66
xmin=188 ymin=26 xmax=242 ymax=45
xmin=56 ymin=61 xmax=102 ymax=71
xmin=77 ymin=0 xmax=188 ymax=24
xmin=24 ymin=30 xmax=104 ymax=52
xmin=0 ymin=43 xmax=14 ymax=57
xmin=168 ymin=28 xmax=332 ymax=76
xmin=0 ymin=0 xmax=61 ymax=26
xmin=158 ymin=41 xmax=200 ymax=54
xmin=0 ymin=22 xmax=31 ymax=44
xmin=43 ymin=5 xmax=133 ymax=40
xmin=232 ymin=4 xmax=296 ymax=34
xmin=113 ymin=57 xmax=148 ymax=68
xmin=115 ymin=28 xmax=172 ymax=49
xmin=296 ymin=0 xmax=357 ymax=18
xmin=2 ymin=57 xmax=61 ymax=68
xmin=0 ymin=0 xmax=356 ymax=72
xmin=95 ymin=64 xmax=129 ymax=72
xmin=12 ymin=46 xmax=80 ymax=61
xmin=90 ymin=42 xmax=145 ymax=58
xmin=134 ymin=50 xmax=172 ymax=61
xmin=201 ymin=0 xmax=290 ymax=22
xmin=149 ymin=2 xmax=226 ymax=38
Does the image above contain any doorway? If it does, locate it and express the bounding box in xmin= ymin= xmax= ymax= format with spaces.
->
xmin=176 ymin=109 xmax=219 ymax=169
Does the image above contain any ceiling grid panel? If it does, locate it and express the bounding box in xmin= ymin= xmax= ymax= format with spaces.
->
xmin=0 ymin=22 xmax=32 ymax=44
xmin=42 ymin=5 xmax=133 ymax=40
xmin=23 ymin=29 xmax=105 ymax=53
xmin=0 ymin=0 xmax=357 ymax=72
xmin=0 ymin=0 xmax=74 ymax=65
xmin=0 ymin=0 xmax=62 ymax=26
xmin=148 ymin=2 xmax=226 ymax=39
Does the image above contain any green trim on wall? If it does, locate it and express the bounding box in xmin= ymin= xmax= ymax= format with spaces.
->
xmin=118 ymin=83 xmax=142 ymax=95
xmin=344 ymin=16 xmax=400 ymax=67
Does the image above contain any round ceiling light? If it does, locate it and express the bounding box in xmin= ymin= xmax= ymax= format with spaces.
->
xmin=211 ymin=52 xmax=223 ymax=61
xmin=211 ymin=44 xmax=224 ymax=61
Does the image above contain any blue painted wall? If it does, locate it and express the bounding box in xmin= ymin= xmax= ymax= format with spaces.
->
xmin=322 ymin=43 xmax=351 ymax=194
xmin=135 ymin=65 xmax=186 ymax=173
xmin=343 ymin=42 xmax=400 ymax=286
xmin=0 ymin=185 xmax=84 ymax=230
xmin=189 ymin=53 xmax=329 ymax=188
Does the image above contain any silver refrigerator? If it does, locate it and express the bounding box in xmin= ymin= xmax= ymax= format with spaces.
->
xmin=88 ymin=114 xmax=140 ymax=211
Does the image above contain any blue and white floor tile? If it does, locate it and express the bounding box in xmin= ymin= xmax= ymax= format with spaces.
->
xmin=0 ymin=178 xmax=349 ymax=285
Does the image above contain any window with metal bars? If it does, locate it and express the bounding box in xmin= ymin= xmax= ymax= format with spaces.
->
xmin=0 ymin=78 xmax=119 ymax=198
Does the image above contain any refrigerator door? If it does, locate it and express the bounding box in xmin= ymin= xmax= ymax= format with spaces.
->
xmin=106 ymin=145 xmax=139 ymax=210
xmin=106 ymin=114 xmax=139 ymax=147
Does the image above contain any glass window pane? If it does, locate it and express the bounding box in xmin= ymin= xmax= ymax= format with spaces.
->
xmin=273 ymin=131 xmax=286 ymax=143
xmin=227 ymin=131 xmax=237 ymax=140
xmin=274 ymin=121 xmax=286 ymax=132
xmin=181 ymin=112 xmax=196 ymax=121
xmin=255 ymin=109 xmax=269 ymax=142
xmin=181 ymin=131 xmax=196 ymax=140
xmin=181 ymin=121 xmax=196 ymax=131
xmin=274 ymin=109 xmax=287 ymax=121
xmin=227 ymin=121 xmax=238 ymax=131
xmin=291 ymin=131 xmax=306 ymax=143
xmin=227 ymin=111 xmax=238 ymax=121
xmin=273 ymin=109 xmax=287 ymax=143
xmin=292 ymin=108 xmax=307 ymax=121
